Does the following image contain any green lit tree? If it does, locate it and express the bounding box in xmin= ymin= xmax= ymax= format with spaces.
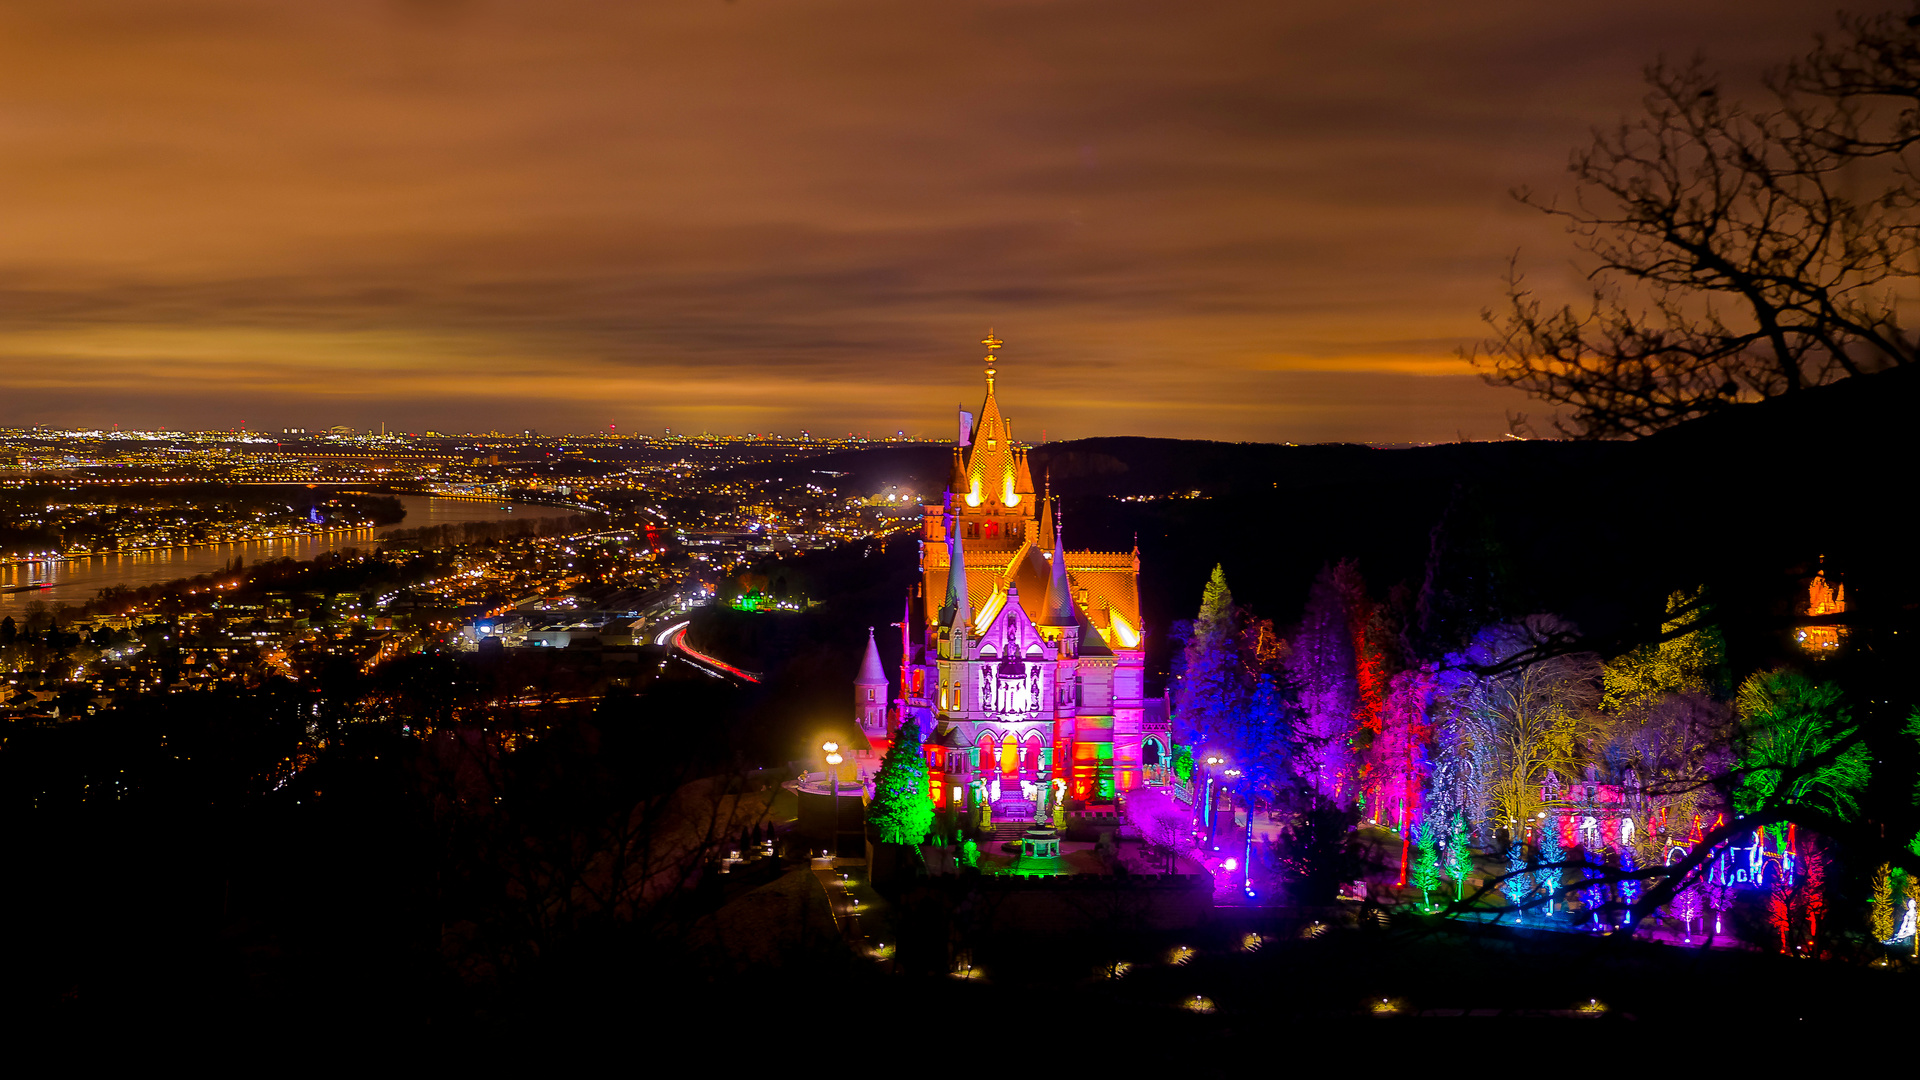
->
xmin=1734 ymin=670 xmax=1869 ymax=822
xmin=1412 ymin=824 xmax=1442 ymax=909
xmin=868 ymin=720 xmax=935 ymax=845
xmin=1447 ymin=812 xmax=1474 ymax=901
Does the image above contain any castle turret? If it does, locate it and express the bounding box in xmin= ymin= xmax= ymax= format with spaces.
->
xmin=1040 ymin=513 xmax=1078 ymax=628
xmin=855 ymin=627 xmax=889 ymax=735
xmin=940 ymin=527 xmax=972 ymax=643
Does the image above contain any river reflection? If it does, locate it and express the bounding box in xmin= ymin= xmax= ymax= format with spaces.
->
xmin=0 ymin=496 xmax=572 ymax=614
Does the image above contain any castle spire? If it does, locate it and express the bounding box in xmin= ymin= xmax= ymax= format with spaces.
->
xmin=856 ymin=626 xmax=887 ymax=686
xmin=943 ymin=526 xmax=972 ymax=634
xmin=1037 ymin=469 xmax=1053 ymax=541
xmin=1041 ymin=506 xmax=1078 ymax=627
xmin=983 ymin=328 xmax=1002 ymax=395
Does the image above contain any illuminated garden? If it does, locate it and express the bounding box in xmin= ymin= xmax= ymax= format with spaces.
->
xmin=13 ymin=0 xmax=1920 ymax=1047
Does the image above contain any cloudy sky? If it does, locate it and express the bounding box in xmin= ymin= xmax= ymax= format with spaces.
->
xmin=0 ymin=0 xmax=1841 ymax=441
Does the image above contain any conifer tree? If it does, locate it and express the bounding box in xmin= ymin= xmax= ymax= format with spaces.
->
xmin=1285 ymin=563 xmax=1361 ymax=801
xmin=1178 ymin=565 xmax=1246 ymax=750
xmin=1412 ymin=825 xmax=1441 ymax=909
xmin=1871 ymin=862 xmax=1896 ymax=943
xmin=1803 ymin=847 xmax=1829 ymax=947
xmin=1503 ymin=842 xmax=1531 ymax=913
xmin=1537 ymin=811 xmax=1565 ymax=914
xmin=1905 ymin=872 xmax=1920 ymax=956
xmin=1447 ymin=812 xmax=1473 ymax=901
xmin=868 ymin=719 xmax=935 ymax=845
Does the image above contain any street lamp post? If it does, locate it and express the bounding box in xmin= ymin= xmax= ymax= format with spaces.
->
xmin=1223 ymin=767 xmax=1252 ymax=895
xmin=823 ymin=740 xmax=843 ymax=859
xmin=1243 ymin=788 xmax=1256 ymax=897
xmin=1203 ymin=755 xmax=1225 ymax=850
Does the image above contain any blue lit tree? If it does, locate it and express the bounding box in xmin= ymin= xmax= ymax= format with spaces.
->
xmin=1537 ymin=811 xmax=1565 ymax=916
xmin=1581 ymin=842 xmax=1607 ymax=926
xmin=1619 ymin=846 xmax=1642 ymax=918
xmin=1503 ymin=842 xmax=1532 ymax=914
xmin=1176 ymin=565 xmax=1247 ymax=747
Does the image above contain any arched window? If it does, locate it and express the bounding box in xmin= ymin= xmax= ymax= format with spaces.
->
xmin=1143 ymin=737 xmax=1163 ymax=766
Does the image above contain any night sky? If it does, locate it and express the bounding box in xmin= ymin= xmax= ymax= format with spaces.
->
xmin=0 ymin=0 xmax=1830 ymax=441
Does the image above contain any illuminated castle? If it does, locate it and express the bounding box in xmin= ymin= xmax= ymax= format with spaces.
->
xmin=858 ymin=334 xmax=1147 ymax=818
xmin=1798 ymin=558 xmax=1847 ymax=653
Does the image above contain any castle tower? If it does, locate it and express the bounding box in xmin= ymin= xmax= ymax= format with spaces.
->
xmin=1801 ymin=556 xmax=1848 ymax=653
xmin=854 ymin=627 xmax=889 ymax=736
xmin=908 ymin=332 xmax=1149 ymax=811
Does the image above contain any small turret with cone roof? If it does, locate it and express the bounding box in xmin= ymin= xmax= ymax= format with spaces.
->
xmin=938 ymin=526 xmax=972 ymax=641
xmin=1040 ymin=503 xmax=1078 ymax=628
xmin=854 ymin=626 xmax=889 ymax=734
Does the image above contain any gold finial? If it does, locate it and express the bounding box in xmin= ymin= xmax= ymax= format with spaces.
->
xmin=983 ymin=329 xmax=1002 ymax=391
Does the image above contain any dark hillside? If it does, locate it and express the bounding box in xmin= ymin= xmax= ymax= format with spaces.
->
xmin=710 ymin=364 xmax=1920 ymax=704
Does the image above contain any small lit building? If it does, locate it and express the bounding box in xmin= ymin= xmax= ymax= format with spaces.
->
xmin=1798 ymin=559 xmax=1847 ymax=653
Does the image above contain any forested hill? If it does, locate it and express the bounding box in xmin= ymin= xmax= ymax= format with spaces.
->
xmin=713 ymin=362 xmax=1920 ymax=728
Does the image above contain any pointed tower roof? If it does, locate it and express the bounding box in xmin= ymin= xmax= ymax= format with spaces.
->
xmin=1037 ymin=470 xmax=1053 ymax=540
xmin=1075 ymin=606 xmax=1113 ymax=656
xmin=1040 ymin=512 xmax=1078 ymax=627
xmin=941 ymin=526 xmax=972 ymax=633
xmin=855 ymin=627 xmax=887 ymax=686
xmin=965 ymin=331 xmax=1016 ymax=498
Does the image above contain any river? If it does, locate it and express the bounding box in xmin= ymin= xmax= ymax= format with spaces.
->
xmin=0 ymin=495 xmax=574 ymax=614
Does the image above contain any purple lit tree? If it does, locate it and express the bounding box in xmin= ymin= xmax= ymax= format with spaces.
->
xmin=1673 ymin=879 xmax=1705 ymax=940
xmin=1703 ymin=861 xmax=1736 ymax=937
xmin=1618 ymin=846 xmax=1642 ymax=920
xmin=1284 ymin=563 xmax=1361 ymax=803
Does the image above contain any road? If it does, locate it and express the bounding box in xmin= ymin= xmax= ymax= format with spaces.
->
xmin=652 ymin=619 xmax=760 ymax=683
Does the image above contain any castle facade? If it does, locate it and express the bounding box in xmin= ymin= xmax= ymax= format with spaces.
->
xmin=856 ymin=335 xmax=1153 ymax=819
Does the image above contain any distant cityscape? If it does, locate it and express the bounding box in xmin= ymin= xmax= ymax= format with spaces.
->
xmin=0 ymin=422 xmax=941 ymax=724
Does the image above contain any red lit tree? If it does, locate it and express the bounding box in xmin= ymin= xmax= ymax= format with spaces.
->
xmin=1802 ymin=846 xmax=1829 ymax=951
xmin=1769 ymin=884 xmax=1792 ymax=953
